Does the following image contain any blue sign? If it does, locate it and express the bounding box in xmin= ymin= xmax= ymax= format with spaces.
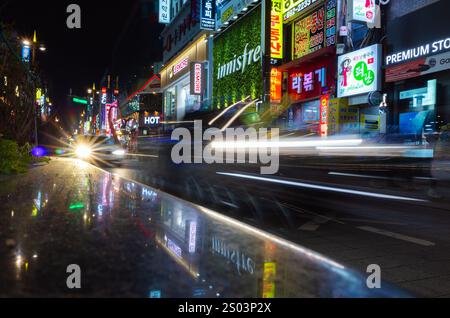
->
xmin=22 ymin=45 xmax=31 ymax=63
xmin=200 ymin=0 xmax=216 ymax=30
xmin=149 ymin=290 xmax=161 ymax=298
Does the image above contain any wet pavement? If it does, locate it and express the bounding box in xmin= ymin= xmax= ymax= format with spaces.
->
xmin=0 ymin=158 xmax=408 ymax=297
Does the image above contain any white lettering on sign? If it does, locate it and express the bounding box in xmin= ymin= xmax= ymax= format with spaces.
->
xmin=194 ymin=63 xmax=202 ymax=94
xmin=386 ymin=37 xmax=450 ymax=66
xmin=217 ymin=43 xmax=262 ymax=80
xmin=173 ymin=57 xmax=189 ymax=75
xmin=144 ymin=116 xmax=160 ymax=125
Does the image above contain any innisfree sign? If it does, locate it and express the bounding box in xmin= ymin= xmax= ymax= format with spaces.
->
xmin=216 ymin=43 xmax=262 ymax=80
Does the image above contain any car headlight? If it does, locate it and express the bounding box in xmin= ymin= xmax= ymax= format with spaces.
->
xmin=112 ymin=149 xmax=125 ymax=156
xmin=75 ymin=144 xmax=92 ymax=159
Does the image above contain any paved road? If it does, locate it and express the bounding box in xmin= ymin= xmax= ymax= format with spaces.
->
xmin=0 ymin=158 xmax=406 ymax=297
xmin=101 ymin=137 xmax=450 ymax=297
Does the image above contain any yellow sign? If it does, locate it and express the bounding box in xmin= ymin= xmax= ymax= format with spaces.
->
xmin=36 ymin=88 xmax=42 ymax=101
xmin=271 ymin=0 xmax=283 ymax=59
xmin=262 ymin=262 xmax=276 ymax=298
xmin=283 ymin=0 xmax=307 ymax=13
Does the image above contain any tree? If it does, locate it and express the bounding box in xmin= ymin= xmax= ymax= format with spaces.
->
xmin=0 ymin=23 xmax=41 ymax=144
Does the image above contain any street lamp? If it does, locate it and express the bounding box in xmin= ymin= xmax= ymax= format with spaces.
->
xmin=22 ymin=39 xmax=31 ymax=46
xmin=87 ymin=88 xmax=92 ymax=94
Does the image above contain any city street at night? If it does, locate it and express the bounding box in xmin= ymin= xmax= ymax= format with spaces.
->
xmin=1 ymin=0 xmax=450 ymax=306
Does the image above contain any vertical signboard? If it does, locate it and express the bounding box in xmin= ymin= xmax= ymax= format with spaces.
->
xmin=190 ymin=62 xmax=205 ymax=96
xmin=320 ymin=94 xmax=329 ymax=137
xmin=337 ymin=44 xmax=382 ymax=98
xmin=270 ymin=68 xmax=282 ymax=103
xmin=159 ymin=0 xmax=171 ymax=24
xmin=22 ymin=45 xmax=31 ymax=63
xmin=200 ymin=0 xmax=216 ymax=30
xmin=270 ymin=0 xmax=283 ymax=59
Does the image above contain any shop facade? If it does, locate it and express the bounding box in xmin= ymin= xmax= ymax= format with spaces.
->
xmin=274 ymin=0 xmax=339 ymax=136
xmin=160 ymin=35 xmax=209 ymax=121
xmin=160 ymin=0 xmax=211 ymax=122
xmin=384 ymin=0 xmax=450 ymax=145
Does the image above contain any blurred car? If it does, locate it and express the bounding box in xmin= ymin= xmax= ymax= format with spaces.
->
xmin=71 ymin=135 xmax=126 ymax=166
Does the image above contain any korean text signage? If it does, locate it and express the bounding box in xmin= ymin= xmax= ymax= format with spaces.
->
xmin=320 ymin=94 xmax=329 ymax=136
xmin=271 ymin=0 xmax=283 ymax=59
xmin=292 ymin=0 xmax=336 ymax=60
xmin=159 ymin=0 xmax=171 ymax=24
xmin=270 ymin=68 xmax=282 ymax=103
xmin=337 ymin=44 xmax=381 ymax=98
xmin=283 ymin=0 xmax=320 ymax=22
xmin=213 ymin=5 xmax=262 ymax=108
xmin=190 ymin=62 xmax=205 ymax=95
xmin=289 ymin=56 xmax=336 ymax=101
xmin=200 ymin=0 xmax=216 ymax=30
xmin=347 ymin=0 xmax=376 ymax=24
xmin=386 ymin=37 xmax=450 ymax=66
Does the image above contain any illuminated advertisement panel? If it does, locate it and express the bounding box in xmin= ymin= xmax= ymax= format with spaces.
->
xmin=271 ymin=0 xmax=283 ymax=59
xmin=337 ymin=44 xmax=382 ymax=98
xmin=159 ymin=0 xmax=171 ymax=24
xmin=292 ymin=0 xmax=336 ymax=60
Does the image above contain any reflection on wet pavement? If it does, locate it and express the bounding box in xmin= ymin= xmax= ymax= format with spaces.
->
xmin=0 ymin=158 xmax=409 ymax=297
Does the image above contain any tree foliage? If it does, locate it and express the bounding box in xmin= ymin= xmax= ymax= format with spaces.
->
xmin=0 ymin=23 xmax=40 ymax=144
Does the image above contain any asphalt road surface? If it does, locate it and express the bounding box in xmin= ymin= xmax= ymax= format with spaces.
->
xmin=101 ymin=137 xmax=450 ymax=297
xmin=0 ymin=158 xmax=406 ymax=297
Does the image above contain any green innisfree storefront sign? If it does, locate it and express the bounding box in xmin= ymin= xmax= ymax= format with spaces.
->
xmin=213 ymin=5 xmax=263 ymax=109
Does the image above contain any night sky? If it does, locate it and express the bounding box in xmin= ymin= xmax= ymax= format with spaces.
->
xmin=1 ymin=0 xmax=163 ymax=115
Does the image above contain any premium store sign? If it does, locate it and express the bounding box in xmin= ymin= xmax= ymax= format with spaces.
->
xmin=338 ymin=44 xmax=381 ymax=98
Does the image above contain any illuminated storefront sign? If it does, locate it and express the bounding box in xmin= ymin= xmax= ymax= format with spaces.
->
xmin=200 ymin=0 xmax=216 ymax=30
xmin=385 ymin=37 xmax=450 ymax=66
xmin=347 ymin=0 xmax=376 ymax=24
xmin=337 ymin=44 xmax=381 ymax=98
xmin=22 ymin=45 xmax=30 ymax=63
xmin=144 ymin=116 xmax=161 ymax=125
xmin=158 ymin=0 xmax=171 ymax=24
xmin=173 ymin=57 xmax=189 ymax=76
xmin=270 ymin=68 xmax=282 ymax=103
xmin=289 ymin=56 xmax=335 ymax=101
xmin=72 ymin=97 xmax=88 ymax=105
xmin=213 ymin=5 xmax=262 ymax=107
xmin=283 ymin=0 xmax=320 ymax=22
xmin=386 ymin=51 xmax=450 ymax=83
xmin=189 ymin=62 xmax=205 ymax=95
xmin=292 ymin=0 xmax=336 ymax=60
xmin=319 ymin=94 xmax=329 ymax=136
xmin=271 ymin=0 xmax=283 ymax=59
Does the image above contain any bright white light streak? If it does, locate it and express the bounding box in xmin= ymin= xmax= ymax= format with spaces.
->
xmin=329 ymin=172 xmax=390 ymax=180
xmin=317 ymin=146 xmax=412 ymax=151
xmin=220 ymin=99 xmax=258 ymax=131
xmin=208 ymin=96 xmax=250 ymax=126
xmin=217 ymin=172 xmax=427 ymax=202
xmin=194 ymin=204 xmax=345 ymax=270
xmin=212 ymin=138 xmax=363 ymax=149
